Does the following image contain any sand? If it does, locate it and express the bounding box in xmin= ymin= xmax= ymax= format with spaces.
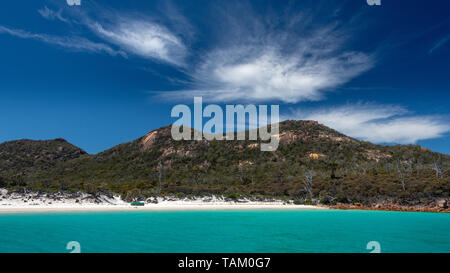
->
xmin=0 ymin=189 xmax=325 ymax=213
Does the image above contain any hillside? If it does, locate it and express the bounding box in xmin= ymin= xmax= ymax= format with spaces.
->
xmin=0 ymin=120 xmax=449 ymax=208
xmin=0 ymin=138 xmax=86 ymax=187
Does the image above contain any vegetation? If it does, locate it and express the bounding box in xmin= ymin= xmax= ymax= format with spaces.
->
xmin=0 ymin=120 xmax=449 ymax=206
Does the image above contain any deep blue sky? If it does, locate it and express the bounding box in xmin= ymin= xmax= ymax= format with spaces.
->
xmin=0 ymin=0 xmax=449 ymax=154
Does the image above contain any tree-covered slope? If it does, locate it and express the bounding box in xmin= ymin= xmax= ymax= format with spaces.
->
xmin=1 ymin=120 xmax=449 ymax=207
xmin=0 ymin=138 xmax=86 ymax=184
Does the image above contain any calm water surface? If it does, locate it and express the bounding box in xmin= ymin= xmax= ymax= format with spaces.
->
xmin=0 ymin=210 xmax=449 ymax=253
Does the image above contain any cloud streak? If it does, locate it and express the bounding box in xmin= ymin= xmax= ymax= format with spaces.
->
xmin=159 ymin=8 xmax=374 ymax=103
xmin=167 ymin=45 xmax=372 ymax=103
xmin=87 ymin=17 xmax=187 ymax=66
xmin=287 ymin=104 xmax=450 ymax=144
xmin=0 ymin=26 xmax=126 ymax=57
xmin=38 ymin=6 xmax=69 ymax=23
xmin=34 ymin=4 xmax=189 ymax=65
xmin=429 ymin=34 xmax=450 ymax=54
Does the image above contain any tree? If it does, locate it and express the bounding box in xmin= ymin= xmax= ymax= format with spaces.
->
xmin=432 ymin=156 xmax=444 ymax=179
xmin=329 ymin=162 xmax=338 ymax=179
xmin=395 ymin=160 xmax=407 ymax=191
xmin=415 ymin=156 xmax=424 ymax=177
xmin=0 ymin=176 xmax=6 ymax=188
xmin=157 ymin=161 xmax=163 ymax=196
xmin=303 ymin=169 xmax=314 ymax=198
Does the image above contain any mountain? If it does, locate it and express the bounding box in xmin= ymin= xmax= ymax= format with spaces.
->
xmin=0 ymin=138 xmax=86 ymax=184
xmin=0 ymin=120 xmax=449 ymax=207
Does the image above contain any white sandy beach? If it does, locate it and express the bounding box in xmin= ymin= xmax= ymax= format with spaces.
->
xmin=0 ymin=189 xmax=325 ymax=213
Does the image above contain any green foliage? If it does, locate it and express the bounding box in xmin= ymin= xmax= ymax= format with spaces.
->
xmin=0 ymin=121 xmax=449 ymax=207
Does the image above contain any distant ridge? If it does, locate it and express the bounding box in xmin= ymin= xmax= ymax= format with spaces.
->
xmin=0 ymin=138 xmax=86 ymax=175
xmin=0 ymin=120 xmax=448 ymax=209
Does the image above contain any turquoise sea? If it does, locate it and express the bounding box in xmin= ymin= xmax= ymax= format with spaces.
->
xmin=0 ymin=210 xmax=449 ymax=253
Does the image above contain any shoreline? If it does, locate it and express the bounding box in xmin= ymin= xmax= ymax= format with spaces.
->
xmin=0 ymin=204 xmax=325 ymax=214
xmin=329 ymin=204 xmax=450 ymax=213
xmin=0 ymin=189 xmax=326 ymax=214
xmin=1 ymin=189 xmax=448 ymax=214
xmin=1 ymin=204 xmax=449 ymax=214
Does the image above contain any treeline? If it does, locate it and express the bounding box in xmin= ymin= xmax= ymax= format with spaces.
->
xmin=0 ymin=121 xmax=449 ymax=205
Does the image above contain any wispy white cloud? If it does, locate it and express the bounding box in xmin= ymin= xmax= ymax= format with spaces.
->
xmin=286 ymin=104 xmax=450 ymax=144
xmin=86 ymin=17 xmax=187 ymax=66
xmin=429 ymin=34 xmax=450 ymax=54
xmin=160 ymin=9 xmax=374 ymax=103
xmin=34 ymin=3 xmax=188 ymax=66
xmin=166 ymin=45 xmax=372 ymax=103
xmin=0 ymin=25 xmax=126 ymax=57
xmin=38 ymin=6 xmax=69 ymax=23
xmin=160 ymin=1 xmax=196 ymax=42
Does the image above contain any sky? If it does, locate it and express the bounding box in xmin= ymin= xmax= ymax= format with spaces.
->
xmin=0 ymin=0 xmax=449 ymax=154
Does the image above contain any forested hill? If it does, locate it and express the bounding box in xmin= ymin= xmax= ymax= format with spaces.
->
xmin=0 ymin=138 xmax=86 ymax=177
xmin=0 ymin=120 xmax=448 ymax=208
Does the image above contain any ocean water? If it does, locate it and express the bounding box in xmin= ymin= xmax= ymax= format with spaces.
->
xmin=0 ymin=210 xmax=449 ymax=253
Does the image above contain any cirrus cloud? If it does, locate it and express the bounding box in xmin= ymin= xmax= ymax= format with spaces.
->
xmin=87 ymin=18 xmax=187 ymax=66
xmin=166 ymin=45 xmax=372 ymax=103
xmin=159 ymin=9 xmax=374 ymax=103
xmin=0 ymin=25 xmax=125 ymax=57
xmin=287 ymin=104 xmax=450 ymax=144
xmin=34 ymin=5 xmax=188 ymax=66
xmin=37 ymin=6 xmax=69 ymax=23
